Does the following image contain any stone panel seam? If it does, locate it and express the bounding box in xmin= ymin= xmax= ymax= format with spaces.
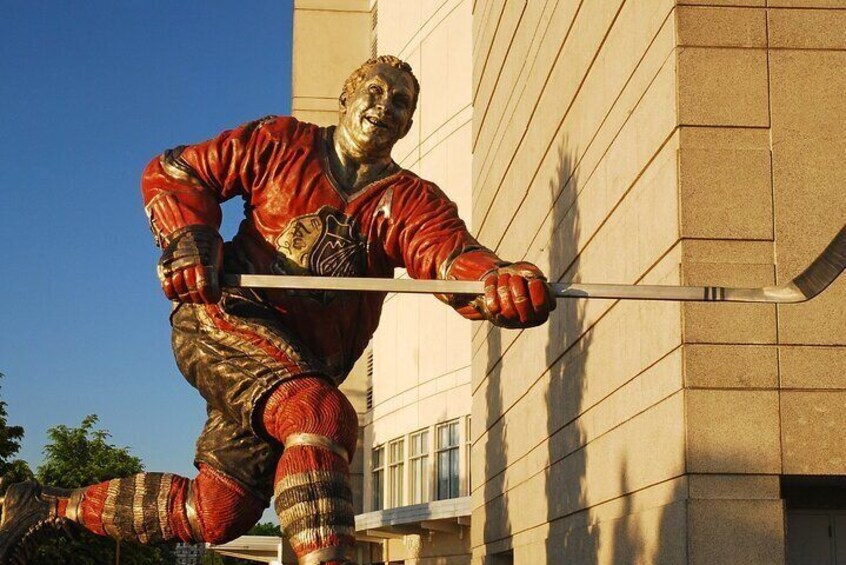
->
xmin=471 ymin=207 xmax=682 ymax=384
xmin=472 ymin=0 xmax=587 ymax=191
xmin=765 ymin=5 xmax=788 ymax=475
xmin=479 ymin=8 xmax=676 ymax=251
xmin=475 ymin=341 xmax=682 ymax=462
xmin=470 ymin=126 xmax=679 ymax=367
xmin=472 ymin=0 xmax=507 ymax=100
xmin=476 ymin=454 xmax=687 ymax=537
xmin=396 ymin=0 xmax=461 ymax=59
xmin=369 ymin=373 xmax=470 ymax=419
xmin=471 ymin=1 xmax=528 ymax=145
xmin=472 ymin=0 xmax=592 ymax=202
xmin=474 ymin=0 xmax=621 ymax=235
xmin=473 ymin=0 xmax=675 ymax=224
xmin=472 ymin=0 xmax=566 ymax=190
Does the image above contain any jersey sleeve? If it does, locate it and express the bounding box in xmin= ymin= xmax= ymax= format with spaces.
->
xmin=140 ymin=115 xmax=289 ymax=246
xmin=384 ymin=179 xmax=504 ymax=281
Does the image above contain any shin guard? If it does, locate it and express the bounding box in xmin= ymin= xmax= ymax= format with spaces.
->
xmin=74 ymin=466 xmax=263 ymax=545
xmin=263 ymin=377 xmax=359 ymax=563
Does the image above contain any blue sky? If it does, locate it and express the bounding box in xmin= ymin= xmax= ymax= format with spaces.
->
xmin=0 ymin=0 xmax=293 ymax=518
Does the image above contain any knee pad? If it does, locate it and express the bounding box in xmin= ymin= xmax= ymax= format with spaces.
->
xmin=262 ymin=376 xmax=359 ymax=462
xmin=189 ymin=465 xmax=265 ymax=545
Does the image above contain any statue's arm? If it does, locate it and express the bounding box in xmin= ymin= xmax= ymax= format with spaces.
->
xmin=383 ymin=181 xmax=554 ymax=328
xmin=140 ymin=115 xmax=282 ymax=303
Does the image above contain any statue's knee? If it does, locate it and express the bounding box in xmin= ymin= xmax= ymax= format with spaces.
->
xmin=193 ymin=465 xmax=265 ymax=545
xmin=199 ymin=503 xmax=263 ymax=545
xmin=264 ymin=377 xmax=359 ymax=460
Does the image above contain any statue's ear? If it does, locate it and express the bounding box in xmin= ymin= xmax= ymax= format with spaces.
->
xmin=399 ymin=118 xmax=413 ymax=140
xmin=339 ymin=93 xmax=348 ymax=113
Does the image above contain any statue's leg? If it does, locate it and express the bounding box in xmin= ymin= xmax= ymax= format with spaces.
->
xmin=0 ymin=464 xmax=265 ymax=562
xmin=71 ymin=462 xmax=264 ymax=544
xmin=261 ymin=376 xmax=358 ymax=565
xmin=172 ymin=291 xmax=358 ymax=563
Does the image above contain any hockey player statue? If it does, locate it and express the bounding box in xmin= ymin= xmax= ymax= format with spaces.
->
xmin=0 ymin=56 xmax=553 ymax=565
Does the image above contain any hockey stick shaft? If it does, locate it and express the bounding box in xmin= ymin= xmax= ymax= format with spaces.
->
xmin=223 ymin=225 xmax=845 ymax=303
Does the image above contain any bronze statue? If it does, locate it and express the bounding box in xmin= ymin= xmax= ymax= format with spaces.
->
xmin=0 ymin=56 xmax=552 ymax=565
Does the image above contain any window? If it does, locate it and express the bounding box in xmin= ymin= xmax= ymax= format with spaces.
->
xmin=372 ymin=445 xmax=384 ymax=511
xmin=436 ymin=420 xmax=460 ymax=500
xmin=388 ymin=439 xmax=404 ymax=508
xmin=465 ymin=417 xmax=472 ymax=495
xmin=410 ymin=429 xmax=429 ymax=504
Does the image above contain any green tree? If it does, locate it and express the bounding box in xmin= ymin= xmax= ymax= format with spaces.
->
xmin=0 ymin=372 xmax=34 ymax=493
xmin=29 ymin=415 xmax=174 ymax=565
xmin=36 ymin=414 xmax=143 ymax=487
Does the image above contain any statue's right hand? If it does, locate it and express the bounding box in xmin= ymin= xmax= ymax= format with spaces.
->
xmin=157 ymin=225 xmax=223 ymax=304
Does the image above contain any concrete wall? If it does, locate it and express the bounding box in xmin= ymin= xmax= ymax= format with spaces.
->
xmin=471 ymin=2 xmax=845 ymax=564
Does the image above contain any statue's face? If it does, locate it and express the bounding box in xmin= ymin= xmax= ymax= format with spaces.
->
xmin=339 ymin=63 xmax=415 ymax=158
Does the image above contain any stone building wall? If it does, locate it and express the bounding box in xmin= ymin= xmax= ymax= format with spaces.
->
xmin=470 ymin=2 xmax=845 ymax=564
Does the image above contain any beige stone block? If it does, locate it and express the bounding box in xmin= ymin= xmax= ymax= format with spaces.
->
xmin=768 ymin=8 xmax=846 ymax=49
xmin=770 ymin=51 xmax=846 ymax=277
xmin=676 ymin=6 xmax=766 ymax=47
xmin=781 ymin=391 xmax=846 ymax=474
xmin=768 ymin=0 xmax=846 ymax=7
xmin=688 ymin=499 xmax=786 ymax=565
xmin=681 ymin=237 xmax=773 ymax=264
xmin=680 ymin=0 xmax=763 ymax=5
xmin=780 ymin=346 xmax=846 ymax=389
xmin=677 ymin=47 xmax=769 ymax=126
xmin=292 ymin=9 xmax=370 ymax=97
xmin=682 ymin=262 xmax=777 ymax=344
xmin=689 ymin=474 xmax=781 ymax=500
xmin=770 ymin=50 xmax=846 ymax=345
xmin=678 ymin=148 xmax=773 ymax=239
xmin=686 ymin=389 xmax=781 ymax=473
xmin=546 ymin=482 xmax=688 ymax=564
xmin=684 ymin=344 xmax=778 ymax=388
xmin=290 ymin=110 xmax=337 ymax=128
xmin=769 ymin=50 xmax=846 ymax=346
xmin=417 ymin=300 xmax=449 ymax=383
xmin=679 ymin=125 xmax=770 ymax=150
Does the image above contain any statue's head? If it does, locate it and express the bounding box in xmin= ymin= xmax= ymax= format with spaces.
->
xmin=337 ymin=56 xmax=420 ymax=159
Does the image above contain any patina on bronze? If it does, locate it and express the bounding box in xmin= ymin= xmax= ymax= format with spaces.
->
xmin=0 ymin=56 xmax=553 ymax=565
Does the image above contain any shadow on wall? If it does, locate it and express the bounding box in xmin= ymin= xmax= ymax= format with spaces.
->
xmin=537 ymin=143 xmax=685 ymax=563
xmin=541 ymin=141 xmax=595 ymax=561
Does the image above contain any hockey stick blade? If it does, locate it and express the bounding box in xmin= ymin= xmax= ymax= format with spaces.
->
xmin=791 ymin=224 xmax=846 ymax=300
xmin=223 ymin=224 xmax=845 ymax=303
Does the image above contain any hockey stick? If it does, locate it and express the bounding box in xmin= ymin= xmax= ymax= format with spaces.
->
xmin=222 ymin=225 xmax=845 ymax=303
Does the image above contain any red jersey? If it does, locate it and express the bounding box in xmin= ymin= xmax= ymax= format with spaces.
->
xmin=141 ymin=116 xmax=500 ymax=379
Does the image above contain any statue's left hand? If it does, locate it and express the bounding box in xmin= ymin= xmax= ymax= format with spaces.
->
xmin=157 ymin=225 xmax=223 ymax=304
xmin=480 ymin=262 xmax=555 ymax=328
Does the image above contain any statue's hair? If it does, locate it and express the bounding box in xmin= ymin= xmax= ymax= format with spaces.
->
xmin=340 ymin=55 xmax=420 ymax=115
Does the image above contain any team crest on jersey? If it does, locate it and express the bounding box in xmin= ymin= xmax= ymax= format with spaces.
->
xmin=272 ymin=206 xmax=366 ymax=302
